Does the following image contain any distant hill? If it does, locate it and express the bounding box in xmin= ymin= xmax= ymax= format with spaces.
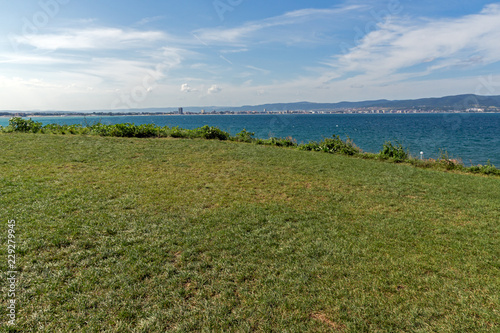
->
xmin=232 ymin=94 xmax=500 ymax=112
xmin=2 ymin=94 xmax=500 ymax=114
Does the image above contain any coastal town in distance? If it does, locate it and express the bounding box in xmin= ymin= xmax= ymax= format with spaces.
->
xmin=3 ymin=106 xmax=499 ymax=119
xmin=2 ymin=94 xmax=500 ymax=118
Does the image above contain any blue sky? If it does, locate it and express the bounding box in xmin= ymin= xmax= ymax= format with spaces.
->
xmin=1 ymin=0 xmax=500 ymax=110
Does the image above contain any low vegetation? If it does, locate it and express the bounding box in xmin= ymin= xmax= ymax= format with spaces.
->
xmin=2 ymin=117 xmax=499 ymax=176
xmin=378 ymin=141 xmax=409 ymax=162
xmin=1 ymin=131 xmax=499 ymax=332
xmin=1 ymin=125 xmax=499 ymax=331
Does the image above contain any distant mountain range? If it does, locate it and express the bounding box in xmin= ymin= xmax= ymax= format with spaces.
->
xmin=142 ymin=94 xmax=500 ymax=112
xmin=3 ymin=94 xmax=500 ymax=114
xmin=231 ymin=94 xmax=500 ymax=112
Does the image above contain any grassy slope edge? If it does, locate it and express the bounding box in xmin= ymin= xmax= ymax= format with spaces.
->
xmin=1 ymin=133 xmax=499 ymax=332
xmin=2 ymin=117 xmax=499 ymax=177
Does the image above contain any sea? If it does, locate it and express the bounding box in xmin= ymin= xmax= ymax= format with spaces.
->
xmin=1 ymin=113 xmax=499 ymax=166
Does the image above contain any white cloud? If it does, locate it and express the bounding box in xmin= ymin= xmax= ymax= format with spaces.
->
xmin=220 ymin=48 xmax=249 ymax=54
xmin=159 ymin=47 xmax=185 ymax=69
xmin=0 ymin=42 xmax=186 ymax=110
xmin=245 ymin=65 xmax=270 ymax=75
xmin=208 ymin=84 xmax=222 ymax=94
xmin=181 ymin=83 xmax=196 ymax=93
xmin=134 ymin=16 xmax=165 ymax=26
xmin=14 ymin=27 xmax=166 ymax=50
xmin=328 ymin=3 xmax=500 ymax=84
xmin=194 ymin=5 xmax=364 ymax=44
xmin=0 ymin=53 xmax=81 ymax=66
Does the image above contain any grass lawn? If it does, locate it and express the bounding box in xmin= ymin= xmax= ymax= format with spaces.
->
xmin=1 ymin=133 xmax=499 ymax=332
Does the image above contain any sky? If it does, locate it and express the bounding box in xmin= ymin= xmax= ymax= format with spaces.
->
xmin=1 ymin=0 xmax=500 ymax=110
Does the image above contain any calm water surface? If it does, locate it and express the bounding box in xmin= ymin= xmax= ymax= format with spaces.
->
xmin=2 ymin=113 xmax=499 ymax=165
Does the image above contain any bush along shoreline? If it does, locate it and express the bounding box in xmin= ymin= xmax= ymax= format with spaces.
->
xmin=2 ymin=117 xmax=499 ymax=176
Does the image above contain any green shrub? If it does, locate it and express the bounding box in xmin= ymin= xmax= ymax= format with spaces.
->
xmin=88 ymin=123 xmax=113 ymax=136
xmin=438 ymin=159 xmax=461 ymax=171
xmin=81 ymin=122 xmax=167 ymax=138
xmin=8 ymin=117 xmax=43 ymax=133
xmin=298 ymin=136 xmax=359 ymax=155
xmin=272 ymin=137 xmax=296 ymax=147
xmin=233 ymin=129 xmax=255 ymax=143
xmin=437 ymin=150 xmax=463 ymax=171
xmin=468 ymin=160 xmax=500 ymax=175
xmin=254 ymin=138 xmax=267 ymax=145
xmin=169 ymin=126 xmax=189 ymax=138
xmin=257 ymin=137 xmax=297 ymax=147
xmin=135 ymin=124 xmax=162 ymax=138
xmin=318 ymin=135 xmax=360 ymax=156
xmin=65 ymin=124 xmax=84 ymax=135
xmin=379 ymin=141 xmax=409 ymax=162
xmin=109 ymin=123 xmax=137 ymax=137
xmin=41 ymin=123 xmax=63 ymax=134
xmin=298 ymin=141 xmax=320 ymax=151
xmin=198 ymin=125 xmax=230 ymax=140
xmin=78 ymin=126 xmax=91 ymax=135
xmin=1 ymin=125 xmax=13 ymax=133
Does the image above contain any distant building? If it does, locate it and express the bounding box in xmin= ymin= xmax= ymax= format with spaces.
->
xmin=201 ymin=109 xmax=205 ymax=114
xmin=178 ymin=107 xmax=184 ymax=115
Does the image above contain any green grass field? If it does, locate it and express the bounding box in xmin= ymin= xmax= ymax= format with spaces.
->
xmin=1 ymin=133 xmax=499 ymax=332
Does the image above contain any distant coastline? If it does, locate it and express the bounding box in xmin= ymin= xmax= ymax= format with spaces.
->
xmin=1 ymin=109 xmax=499 ymax=118
xmin=3 ymin=94 xmax=500 ymax=117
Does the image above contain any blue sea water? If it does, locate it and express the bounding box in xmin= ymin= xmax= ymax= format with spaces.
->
xmin=1 ymin=113 xmax=499 ymax=166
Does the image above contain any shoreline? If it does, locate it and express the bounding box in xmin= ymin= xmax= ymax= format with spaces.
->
xmin=2 ymin=116 xmax=500 ymax=166
xmin=1 ymin=111 xmax=500 ymax=119
xmin=2 ymin=118 xmax=499 ymax=176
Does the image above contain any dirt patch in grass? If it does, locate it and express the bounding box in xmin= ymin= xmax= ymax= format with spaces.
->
xmin=311 ymin=313 xmax=346 ymax=331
